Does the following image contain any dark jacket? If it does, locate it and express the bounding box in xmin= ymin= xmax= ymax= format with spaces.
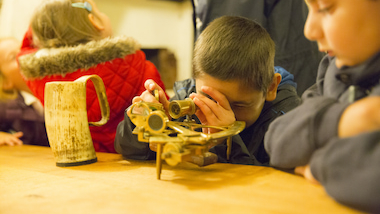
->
xmin=192 ymin=0 xmax=324 ymax=96
xmin=265 ymin=53 xmax=380 ymax=212
xmin=115 ymin=67 xmax=300 ymax=165
xmin=0 ymin=93 xmax=49 ymax=146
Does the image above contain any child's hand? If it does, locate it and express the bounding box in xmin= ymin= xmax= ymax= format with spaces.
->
xmin=0 ymin=132 xmax=23 ymax=146
xmin=294 ymin=165 xmax=320 ymax=185
xmin=128 ymin=79 xmax=170 ymax=152
xmin=128 ymin=79 xmax=170 ymax=116
xmin=339 ymin=96 xmax=380 ymax=138
xmin=189 ymin=86 xmax=236 ymax=134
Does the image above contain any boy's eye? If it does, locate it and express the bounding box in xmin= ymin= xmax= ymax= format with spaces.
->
xmin=306 ymin=0 xmax=333 ymax=13
xmin=318 ymin=5 xmax=332 ymax=13
xmin=317 ymin=1 xmax=334 ymax=13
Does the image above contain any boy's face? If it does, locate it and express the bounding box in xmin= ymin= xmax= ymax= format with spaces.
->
xmin=0 ymin=39 xmax=30 ymax=92
xmin=195 ymin=74 xmax=266 ymax=128
xmin=304 ymin=0 xmax=380 ymax=68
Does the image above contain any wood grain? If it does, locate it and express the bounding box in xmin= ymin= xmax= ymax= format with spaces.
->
xmin=0 ymin=145 xmax=366 ymax=214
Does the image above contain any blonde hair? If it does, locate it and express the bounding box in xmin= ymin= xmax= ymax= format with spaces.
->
xmin=0 ymin=38 xmax=18 ymax=101
xmin=31 ymin=0 xmax=102 ymax=48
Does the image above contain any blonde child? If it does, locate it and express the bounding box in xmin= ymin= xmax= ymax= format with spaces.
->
xmin=17 ymin=0 xmax=167 ymax=153
xmin=0 ymin=38 xmax=48 ymax=146
xmin=264 ymin=0 xmax=380 ymax=212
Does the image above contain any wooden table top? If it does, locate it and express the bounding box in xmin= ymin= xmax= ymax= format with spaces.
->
xmin=0 ymin=145 xmax=365 ymax=214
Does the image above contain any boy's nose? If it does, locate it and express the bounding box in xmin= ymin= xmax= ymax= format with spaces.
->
xmin=304 ymin=12 xmax=322 ymax=42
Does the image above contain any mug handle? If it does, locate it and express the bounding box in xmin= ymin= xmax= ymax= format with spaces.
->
xmin=74 ymin=75 xmax=110 ymax=126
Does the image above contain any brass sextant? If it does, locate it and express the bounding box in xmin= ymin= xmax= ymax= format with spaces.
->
xmin=128 ymin=92 xmax=245 ymax=179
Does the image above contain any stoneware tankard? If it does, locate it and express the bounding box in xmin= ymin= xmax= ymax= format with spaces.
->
xmin=44 ymin=75 xmax=110 ymax=167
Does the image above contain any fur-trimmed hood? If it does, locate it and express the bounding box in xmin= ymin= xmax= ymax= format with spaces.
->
xmin=18 ymin=36 xmax=140 ymax=79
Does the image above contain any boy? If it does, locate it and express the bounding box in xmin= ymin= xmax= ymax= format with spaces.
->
xmin=264 ymin=0 xmax=380 ymax=212
xmin=115 ymin=16 xmax=300 ymax=166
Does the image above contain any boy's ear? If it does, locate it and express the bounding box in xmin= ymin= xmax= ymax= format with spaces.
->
xmin=265 ymin=73 xmax=282 ymax=102
xmin=88 ymin=14 xmax=105 ymax=31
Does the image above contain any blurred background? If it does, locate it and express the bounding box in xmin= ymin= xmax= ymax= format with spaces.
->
xmin=0 ymin=0 xmax=194 ymax=93
xmin=0 ymin=0 xmax=323 ymax=96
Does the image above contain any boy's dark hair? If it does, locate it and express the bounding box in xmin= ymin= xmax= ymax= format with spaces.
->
xmin=192 ymin=16 xmax=275 ymax=95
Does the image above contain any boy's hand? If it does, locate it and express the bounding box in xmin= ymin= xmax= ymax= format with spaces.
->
xmin=339 ymin=96 xmax=380 ymax=138
xmin=189 ymin=85 xmax=235 ymax=137
xmin=294 ymin=165 xmax=320 ymax=185
xmin=128 ymin=79 xmax=170 ymax=117
xmin=129 ymin=79 xmax=170 ymax=152
xmin=0 ymin=132 xmax=23 ymax=146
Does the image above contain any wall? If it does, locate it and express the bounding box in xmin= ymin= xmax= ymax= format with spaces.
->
xmin=0 ymin=0 xmax=43 ymax=40
xmin=97 ymin=0 xmax=194 ymax=83
xmin=0 ymin=0 xmax=194 ymax=87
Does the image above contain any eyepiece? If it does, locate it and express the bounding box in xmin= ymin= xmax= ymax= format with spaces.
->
xmin=169 ymin=98 xmax=197 ymax=119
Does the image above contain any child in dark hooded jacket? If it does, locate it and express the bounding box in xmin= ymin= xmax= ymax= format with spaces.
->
xmin=264 ymin=0 xmax=380 ymax=212
xmin=115 ymin=16 xmax=301 ymax=166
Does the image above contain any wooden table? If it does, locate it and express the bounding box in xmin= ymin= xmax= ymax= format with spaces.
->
xmin=0 ymin=145 xmax=365 ymax=214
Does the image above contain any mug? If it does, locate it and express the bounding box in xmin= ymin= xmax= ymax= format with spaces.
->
xmin=44 ymin=75 xmax=109 ymax=166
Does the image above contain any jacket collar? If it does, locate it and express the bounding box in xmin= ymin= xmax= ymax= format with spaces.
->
xmin=333 ymin=51 xmax=380 ymax=88
xmin=18 ymin=36 xmax=140 ymax=79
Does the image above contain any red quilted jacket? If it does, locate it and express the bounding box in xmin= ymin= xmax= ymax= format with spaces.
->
xmin=18 ymin=29 xmax=168 ymax=153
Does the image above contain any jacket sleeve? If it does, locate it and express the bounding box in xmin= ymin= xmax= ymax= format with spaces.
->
xmin=310 ymin=131 xmax=380 ymax=212
xmin=114 ymin=109 xmax=156 ymax=160
xmin=210 ymin=135 xmax=262 ymax=165
xmin=308 ymin=85 xmax=380 ymax=212
xmin=264 ymin=93 xmax=348 ymax=169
